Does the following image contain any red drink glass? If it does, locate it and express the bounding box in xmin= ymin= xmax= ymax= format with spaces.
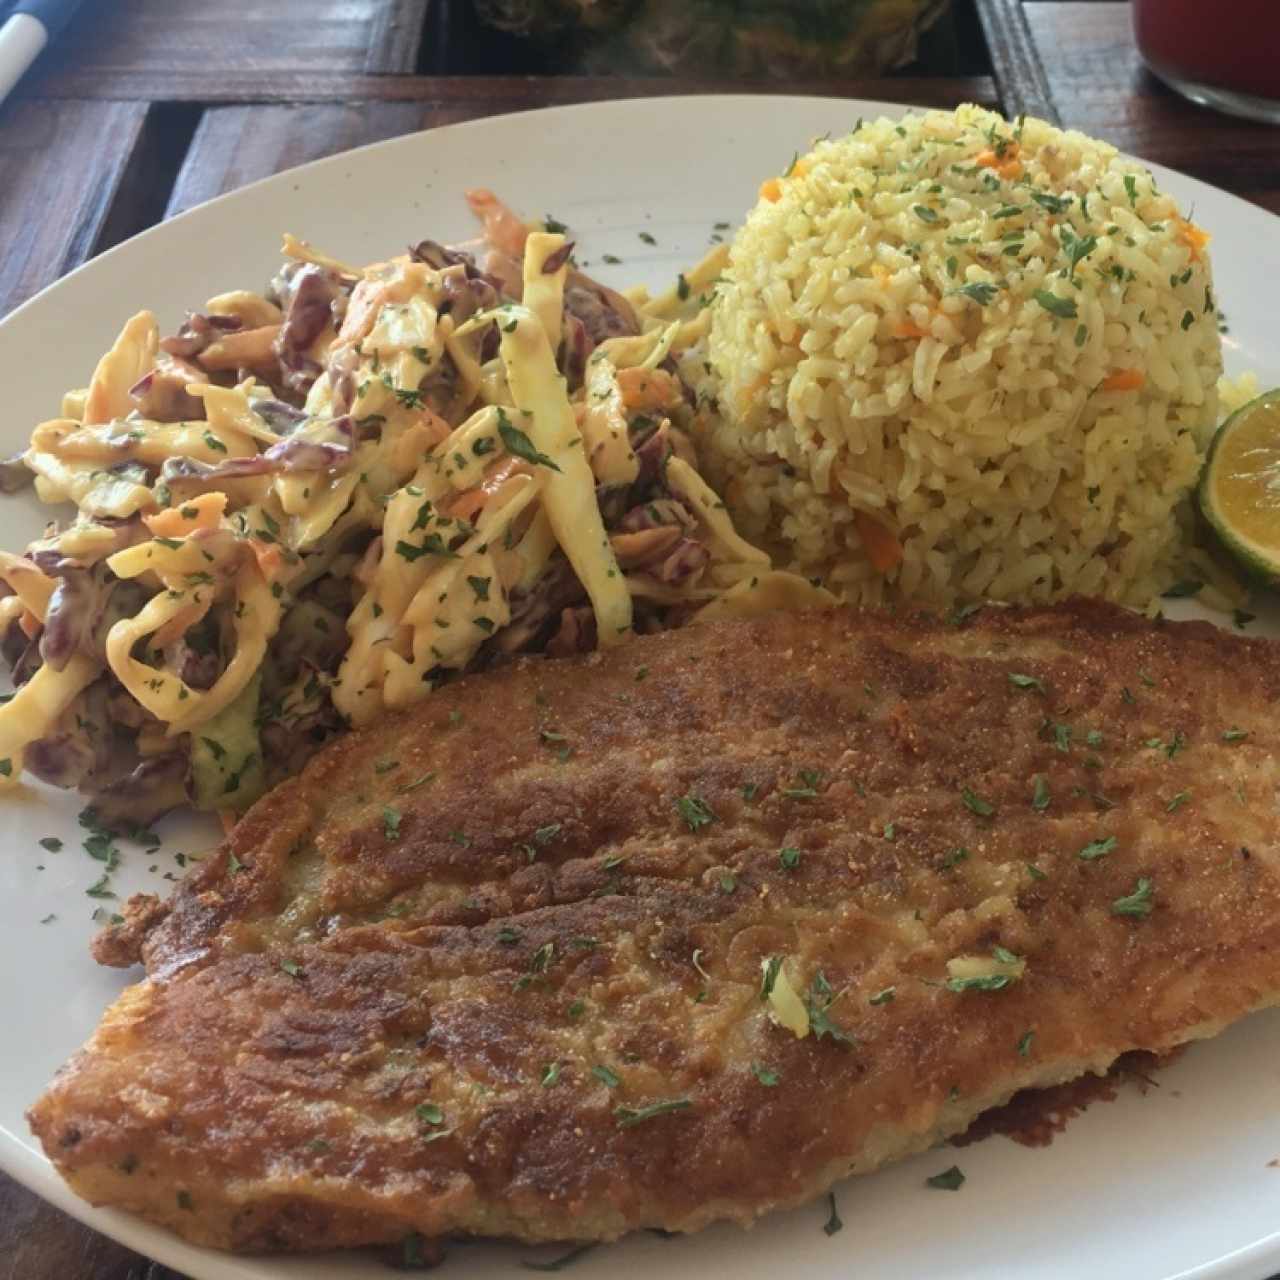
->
xmin=1133 ymin=0 xmax=1280 ymax=124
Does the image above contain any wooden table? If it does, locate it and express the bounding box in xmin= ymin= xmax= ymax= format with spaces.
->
xmin=1 ymin=0 xmax=1276 ymax=1274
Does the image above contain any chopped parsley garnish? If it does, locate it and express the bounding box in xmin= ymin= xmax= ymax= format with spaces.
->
xmin=1031 ymin=190 xmax=1073 ymax=215
xmin=202 ymin=431 xmax=227 ymax=454
xmin=1077 ymin=836 xmax=1116 ymax=861
xmin=1111 ymin=877 xmax=1154 ymax=918
xmin=1033 ymin=289 xmax=1078 ymax=319
xmin=382 ymin=806 xmax=402 ymax=841
xmin=415 ymin=1103 xmax=444 ymax=1127
xmin=39 ymin=837 xmax=63 ymax=852
xmin=719 ymin=872 xmax=736 ymax=894
xmin=1223 ymin=728 xmax=1248 ymax=742
xmin=1008 ymin=672 xmax=1045 ymax=693
xmin=534 ymin=823 xmax=561 ymax=845
xmin=85 ymin=873 xmax=115 ymax=899
xmin=782 ymin=768 xmax=823 ymax=799
xmin=1060 ymin=226 xmax=1098 ymax=280
xmin=1233 ymin=609 xmax=1255 ymax=630
xmin=677 ymin=273 xmax=690 ymax=301
xmin=395 ymin=536 xmax=458 ymax=562
xmin=951 ymin=282 xmax=998 ymax=306
xmin=675 ymin=792 xmax=716 ymax=833
xmin=1026 ymin=861 xmax=1047 ymax=881
xmin=1017 ymin=1029 xmax=1035 ymax=1056
xmin=961 ymin=787 xmax=995 ymax=817
xmin=614 ymin=1098 xmax=691 ymax=1128
xmin=779 ymin=846 xmax=801 ymax=870
xmin=1124 ymin=174 xmax=1139 ymax=207
xmin=543 ymin=214 xmax=569 ymax=234
xmin=1166 ymin=790 xmax=1190 ymax=813
xmin=807 ymin=970 xmax=854 ymax=1045
xmin=496 ymin=407 xmax=561 ymax=471
xmin=926 ymin=1165 xmax=966 ymax=1191
xmin=946 ymin=973 xmax=1012 ymax=993
xmin=638 ymin=231 xmax=657 ymax=246
xmin=913 ymin=204 xmax=939 ymax=223
xmin=592 ymin=1065 xmax=620 ymax=1088
xmin=941 ymin=847 xmax=969 ymax=870
xmin=752 ymin=1062 xmax=780 ymax=1087
xmin=467 ymin=575 xmax=491 ymax=602
xmin=1031 ymin=774 xmax=1050 ymax=812
xmin=869 ymin=986 xmax=895 ymax=1006
xmin=1165 ymin=731 xmax=1186 ymax=760
xmin=280 ymin=959 xmax=303 ymax=978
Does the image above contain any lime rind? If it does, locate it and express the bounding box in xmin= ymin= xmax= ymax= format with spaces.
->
xmin=1199 ymin=389 xmax=1280 ymax=582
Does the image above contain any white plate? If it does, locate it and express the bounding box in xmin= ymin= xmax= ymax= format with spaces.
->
xmin=3 ymin=95 xmax=1280 ymax=1280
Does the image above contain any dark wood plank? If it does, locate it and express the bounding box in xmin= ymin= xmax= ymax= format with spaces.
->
xmin=0 ymin=99 xmax=151 ymax=320
xmin=1023 ymin=2 xmax=1280 ymax=215
xmin=26 ymin=69 xmax=999 ymax=109
xmin=21 ymin=0 xmax=430 ymax=88
xmin=0 ymin=1176 xmax=187 ymax=1280
xmin=167 ymin=104 xmax=435 ymax=219
xmin=972 ymin=0 xmax=1058 ymax=121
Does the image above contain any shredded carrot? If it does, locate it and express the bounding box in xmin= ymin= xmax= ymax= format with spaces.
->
xmin=1175 ymin=217 xmax=1211 ymax=263
xmin=153 ymin=597 xmax=213 ymax=649
xmin=617 ymin=366 xmax=683 ymax=412
xmin=975 ymin=145 xmax=1022 ymax=180
xmin=251 ymin=542 xmax=285 ymax=580
xmin=446 ymin=457 xmax=533 ymax=523
xmin=854 ymin=512 xmax=904 ymax=574
xmin=18 ymin=609 xmax=39 ymax=640
xmin=144 ymin=491 xmax=227 ymax=539
xmin=892 ymin=321 xmax=931 ymax=341
xmin=790 ymin=159 xmax=810 ymax=180
xmin=448 ymin=489 xmax=488 ymax=524
xmin=464 ymin=188 xmax=529 ymax=259
xmin=1102 ymin=368 xmax=1145 ymax=392
xmin=759 ymin=177 xmax=783 ymax=203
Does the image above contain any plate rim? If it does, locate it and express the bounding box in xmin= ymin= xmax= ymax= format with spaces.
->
xmin=2 ymin=91 xmax=1279 ymax=1280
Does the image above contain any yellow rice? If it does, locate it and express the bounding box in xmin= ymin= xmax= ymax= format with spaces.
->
xmin=693 ymin=104 xmax=1225 ymax=609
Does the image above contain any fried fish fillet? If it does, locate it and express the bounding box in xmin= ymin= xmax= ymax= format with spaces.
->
xmin=28 ymin=600 xmax=1280 ymax=1254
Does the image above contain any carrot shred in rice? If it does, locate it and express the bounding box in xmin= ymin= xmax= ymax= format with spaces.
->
xmin=1102 ymin=369 xmax=1145 ymax=392
xmin=975 ymin=146 xmax=1022 ymax=180
xmin=1175 ymin=217 xmax=1211 ymax=262
xmin=854 ymin=512 xmax=904 ymax=573
xmin=892 ymin=321 xmax=931 ymax=340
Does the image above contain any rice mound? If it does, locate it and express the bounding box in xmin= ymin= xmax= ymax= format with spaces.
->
xmin=695 ymin=103 xmax=1224 ymax=608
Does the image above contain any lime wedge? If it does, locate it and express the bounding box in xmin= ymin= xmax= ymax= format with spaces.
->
xmin=1200 ymin=388 xmax=1280 ymax=580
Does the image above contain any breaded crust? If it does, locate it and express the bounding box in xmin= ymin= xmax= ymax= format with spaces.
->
xmin=28 ymin=600 xmax=1280 ymax=1253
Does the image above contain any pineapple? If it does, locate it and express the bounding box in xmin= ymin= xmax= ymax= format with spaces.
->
xmin=472 ymin=0 xmax=953 ymax=77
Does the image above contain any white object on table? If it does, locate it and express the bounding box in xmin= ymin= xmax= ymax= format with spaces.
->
xmin=0 ymin=13 xmax=48 ymax=105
